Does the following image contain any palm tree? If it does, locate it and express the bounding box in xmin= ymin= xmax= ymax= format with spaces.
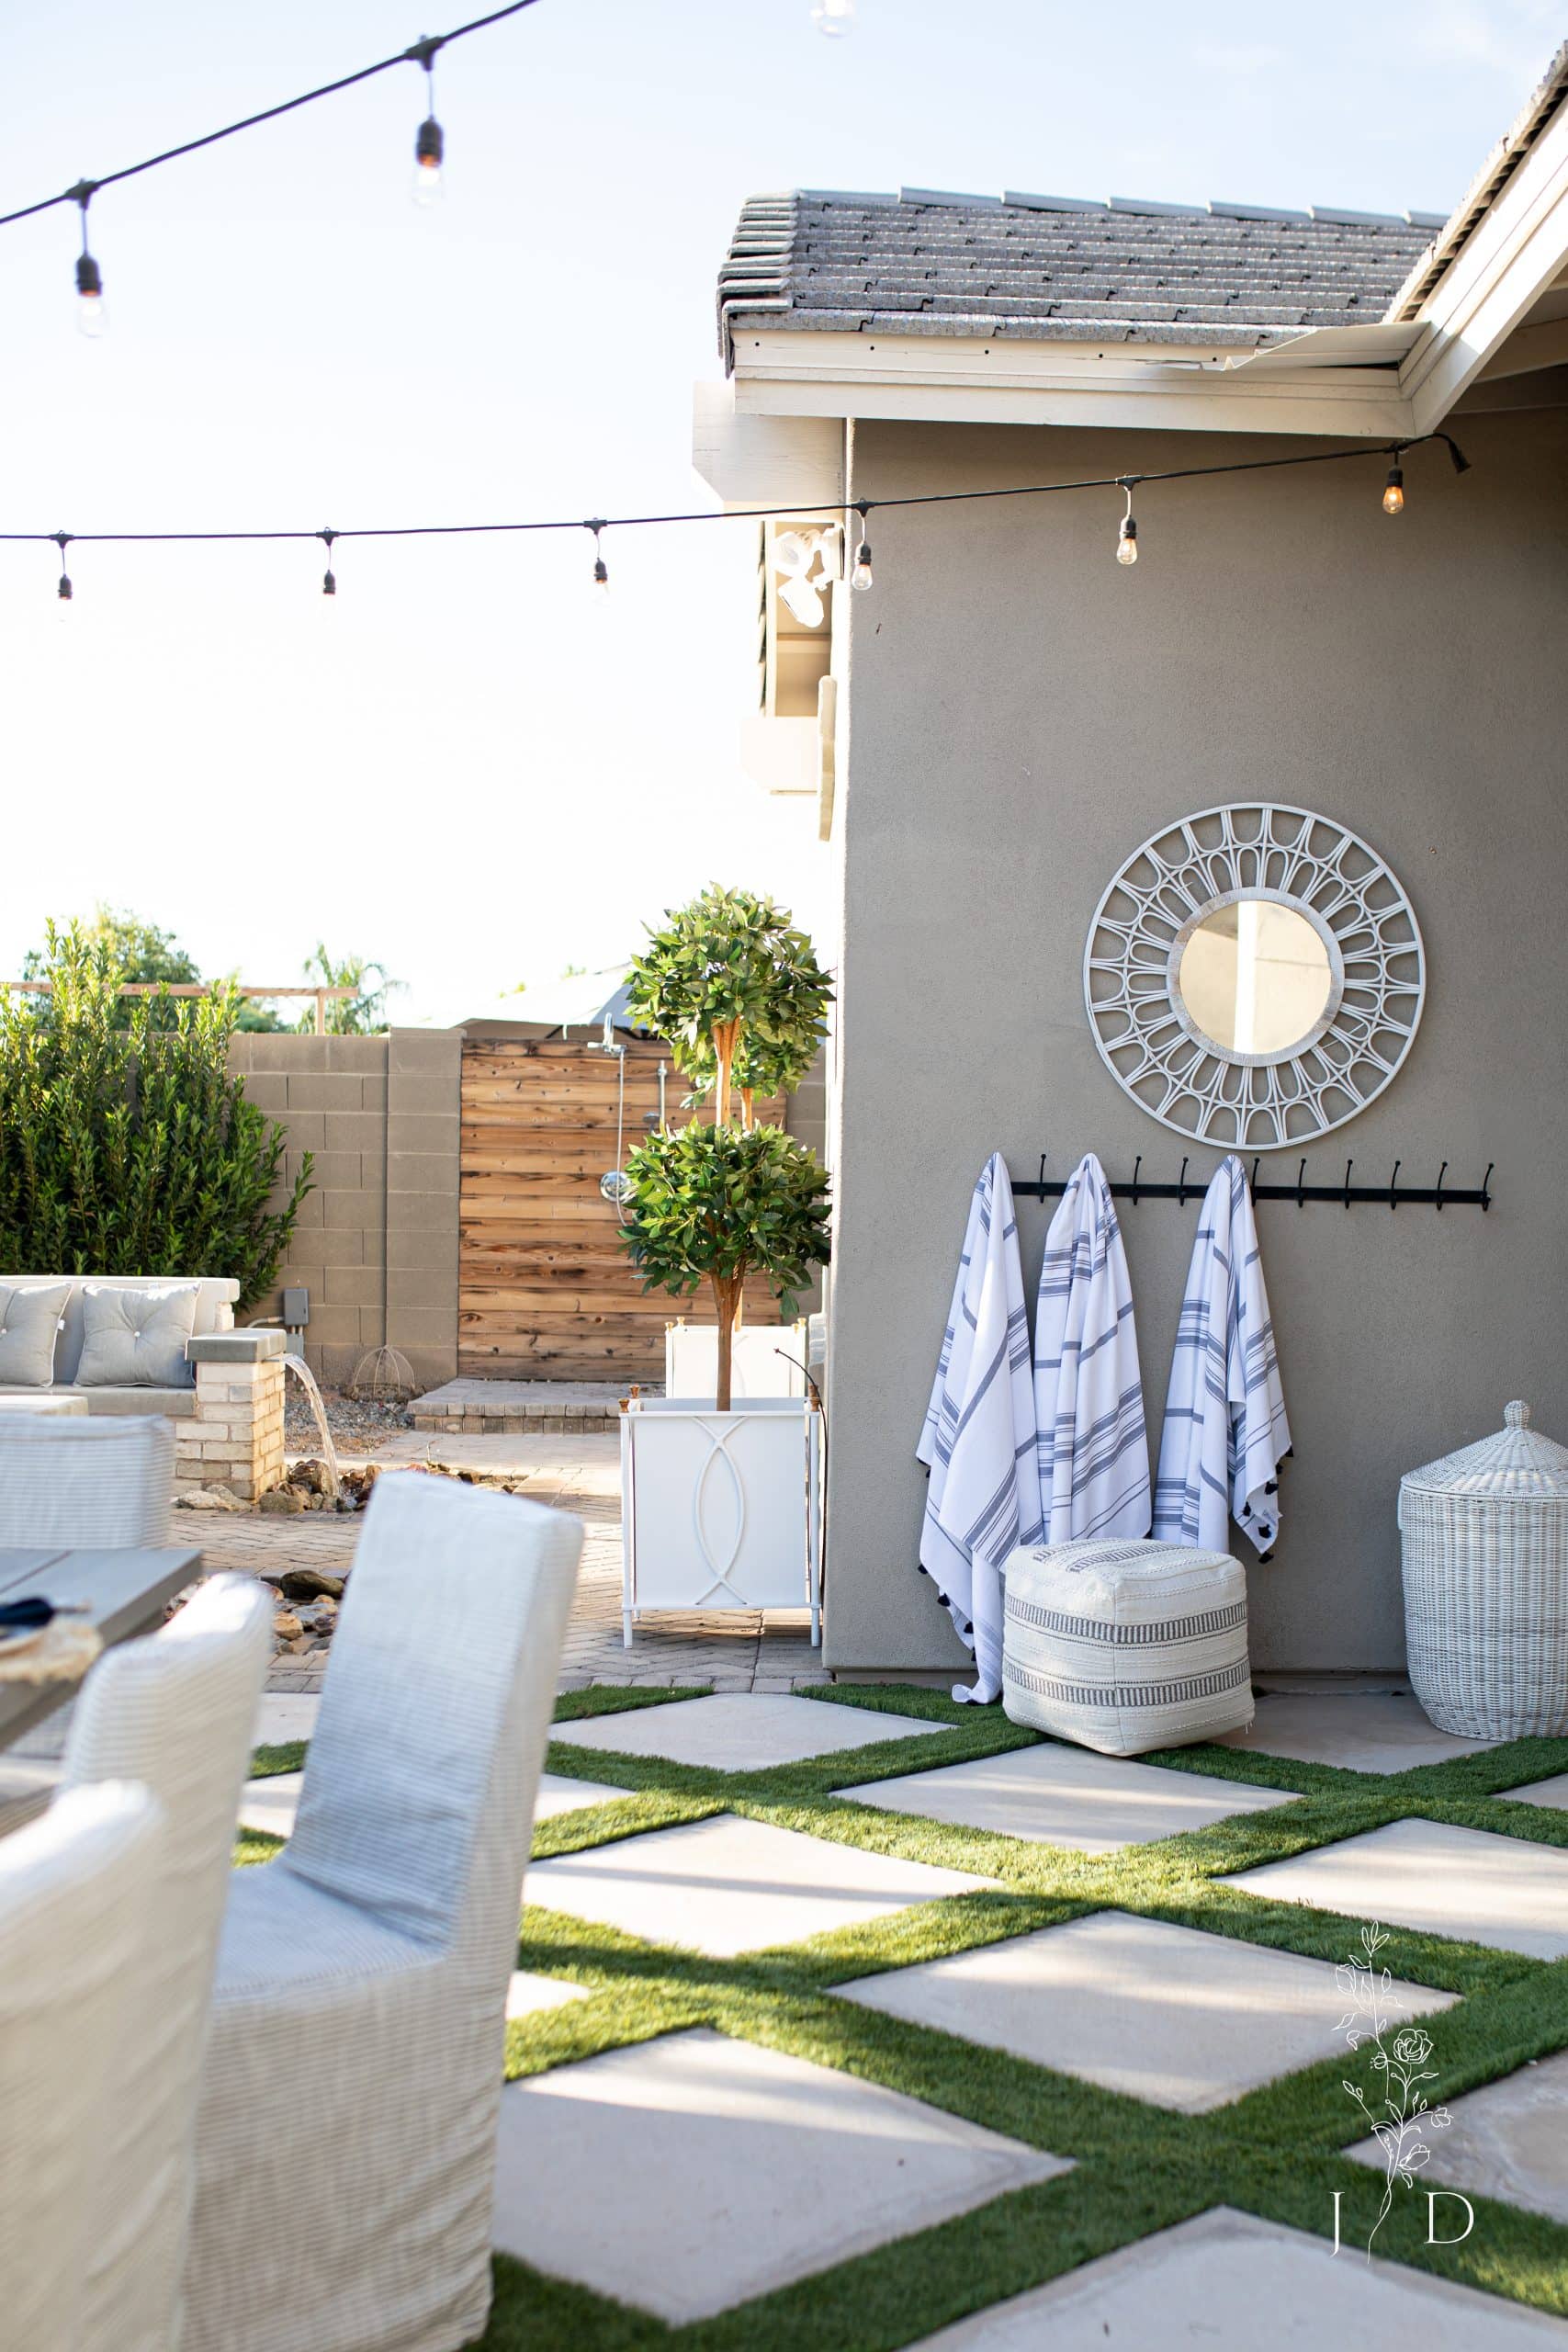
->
xmin=294 ymin=946 xmax=401 ymax=1035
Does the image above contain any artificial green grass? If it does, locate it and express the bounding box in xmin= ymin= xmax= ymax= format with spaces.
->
xmin=246 ymin=1682 xmax=1568 ymax=2347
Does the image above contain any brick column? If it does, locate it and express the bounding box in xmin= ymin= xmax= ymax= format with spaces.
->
xmin=185 ymin=1330 xmax=288 ymax=1499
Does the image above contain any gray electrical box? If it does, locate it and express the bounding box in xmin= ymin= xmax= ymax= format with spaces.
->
xmin=281 ymin=1285 xmax=310 ymax=1328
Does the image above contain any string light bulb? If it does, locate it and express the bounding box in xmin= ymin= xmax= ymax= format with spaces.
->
xmin=1116 ymin=481 xmax=1139 ymax=565
xmin=409 ymin=37 xmax=445 ymax=206
xmin=1382 ymin=462 xmax=1404 ymax=515
xmin=53 ymin=532 xmax=73 ymax=606
xmin=71 ymin=185 xmax=104 ymax=336
xmin=850 ymin=500 xmax=873 ymax=591
xmin=811 ymin=0 xmax=855 ymax=33
xmin=319 ymin=527 xmax=338 ymax=598
xmin=587 ymin=519 xmax=609 ymax=592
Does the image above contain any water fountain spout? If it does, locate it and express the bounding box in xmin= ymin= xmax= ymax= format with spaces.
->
xmin=281 ymin=1352 xmax=344 ymax=1498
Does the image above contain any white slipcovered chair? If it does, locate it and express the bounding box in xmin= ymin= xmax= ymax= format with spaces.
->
xmin=62 ymin=1572 xmax=273 ymax=2352
xmin=0 ymin=1781 xmax=166 ymax=2352
xmin=185 ymin=1469 xmax=583 ymax=2352
xmin=0 ymin=1411 xmax=175 ymax=1546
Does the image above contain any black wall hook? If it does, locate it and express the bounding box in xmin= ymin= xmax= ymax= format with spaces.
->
xmin=1014 ymin=1153 xmax=1494 ymax=1210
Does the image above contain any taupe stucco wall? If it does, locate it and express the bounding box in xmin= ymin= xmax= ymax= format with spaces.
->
xmin=825 ymin=405 xmax=1568 ymax=1676
xmin=785 ymin=1043 xmax=830 ymax=1317
xmin=231 ymin=1030 xmax=459 ymax=1388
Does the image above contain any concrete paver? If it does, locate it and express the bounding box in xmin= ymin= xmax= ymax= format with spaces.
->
xmin=840 ymin=1744 xmax=1292 ymax=1853
xmin=491 ymin=2028 xmax=1066 ymax=2324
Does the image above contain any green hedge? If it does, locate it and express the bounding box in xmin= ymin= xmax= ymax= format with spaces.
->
xmin=0 ymin=922 xmax=310 ymax=1309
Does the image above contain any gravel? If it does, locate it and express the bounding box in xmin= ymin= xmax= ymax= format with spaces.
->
xmin=283 ymin=1385 xmax=412 ymax=1457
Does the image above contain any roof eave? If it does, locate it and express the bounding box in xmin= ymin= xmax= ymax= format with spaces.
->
xmin=1387 ymin=39 xmax=1568 ymax=322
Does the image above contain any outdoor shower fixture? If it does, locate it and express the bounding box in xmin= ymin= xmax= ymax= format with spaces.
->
xmin=586 ymin=1016 xmax=634 ymax=1216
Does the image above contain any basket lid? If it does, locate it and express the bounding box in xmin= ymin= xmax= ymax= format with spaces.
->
xmin=1402 ymin=1400 xmax=1568 ymax=1499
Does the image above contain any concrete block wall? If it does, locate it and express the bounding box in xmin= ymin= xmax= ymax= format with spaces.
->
xmin=231 ymin=1030 xmax=459 ymax=1390
xmin=385 ymin=1030 xmax=461 ymax=1389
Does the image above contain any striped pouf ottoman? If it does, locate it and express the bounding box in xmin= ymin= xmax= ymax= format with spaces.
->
xmin=1001 ymin=1538 xmax=1253 ymax=1756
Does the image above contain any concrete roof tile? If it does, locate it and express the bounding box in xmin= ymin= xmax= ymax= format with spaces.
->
xmin=716 ymin=187 xmax=1439 ymax=364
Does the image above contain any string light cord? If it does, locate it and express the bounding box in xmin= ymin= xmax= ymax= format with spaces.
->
xmin=5 ymin=432 xmax=1470 ymax=561
xmin=0 ymin=0 xmax=540 ymax=232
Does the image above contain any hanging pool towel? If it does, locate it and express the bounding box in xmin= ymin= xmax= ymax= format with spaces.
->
xmin=1153 ymin=1155 xmax=1291 ymax=1556
xmin=1034 ymin=1154 xmax=1151 ymax=1544
xmin=917 ymin=1153 xmax=1043 ymax=1702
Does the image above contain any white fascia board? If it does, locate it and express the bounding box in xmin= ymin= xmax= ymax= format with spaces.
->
xmin=692 ymin=381 xmax=844 ymax=509
xmin=1222 ymin=322 xmax=1421 ymax=372
xmin=731 ymin=332 xmax=1413 ymax=439
xmin=1401 ymin=94 xmax=1568 ymax=432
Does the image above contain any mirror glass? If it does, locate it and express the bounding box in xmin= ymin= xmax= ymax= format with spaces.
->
xmin=1178 ymin=900 xmax=1334 ymax=1057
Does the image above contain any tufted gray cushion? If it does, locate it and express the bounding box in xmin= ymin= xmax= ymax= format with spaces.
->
xmin=76 ymin=1284 xmax=199 ymax=1390
xmin=0 ymin=1279 xmax=73 ymax=1387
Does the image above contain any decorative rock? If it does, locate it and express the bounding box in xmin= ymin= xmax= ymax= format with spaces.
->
xmin=175 ymin=1483 xmax=250 ymax=1513
xmin=277 ymin=1568 xmax=345 ymax=1602
xmin=272 ymin=1611 xmax=302 ymax=1642
xmin=258 ymin=1488 xmax=306 ymax=1515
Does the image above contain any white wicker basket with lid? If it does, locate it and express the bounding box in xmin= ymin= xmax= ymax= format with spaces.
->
xmin=1399 ymin=1400 xmax=1568 ymax=1739
xmin=1001 ymin=1536 xmax=1253 ymax=1758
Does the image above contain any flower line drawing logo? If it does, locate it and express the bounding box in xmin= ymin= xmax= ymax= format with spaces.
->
xmin=1335 ymin=1922 xmax=1451 ymax=2256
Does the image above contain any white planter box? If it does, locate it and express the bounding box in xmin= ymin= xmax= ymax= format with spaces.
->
xmin=620 ymin=1396 xmax=822 ymax=1646
xmin=664 ymin=1319 xmax=808 ymax=1401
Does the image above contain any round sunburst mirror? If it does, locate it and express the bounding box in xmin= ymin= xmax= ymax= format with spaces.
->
xmin=1084 ymin=805 xmax=1425 ymax=1148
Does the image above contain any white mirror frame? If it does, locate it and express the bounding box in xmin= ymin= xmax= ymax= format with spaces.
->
xmin=1084 ymin=804 xmax=1425 ymax=1150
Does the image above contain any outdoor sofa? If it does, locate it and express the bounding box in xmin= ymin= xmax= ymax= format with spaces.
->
xmin=0 ymin=1276 xmax=285 ymax=1498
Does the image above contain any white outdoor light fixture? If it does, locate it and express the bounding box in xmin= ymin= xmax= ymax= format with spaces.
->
xmin=773 ymin=526 xmax=840 ymax=628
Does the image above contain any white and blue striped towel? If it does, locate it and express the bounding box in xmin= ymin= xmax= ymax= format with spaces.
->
xmin=1152 ymin=1155 xmax=1291 ymax=1556
xmin=917 ymin=1153 xmax=1043 ymax=1702
xmin=1034 ymin=1153 xmax=1151 ymax=1544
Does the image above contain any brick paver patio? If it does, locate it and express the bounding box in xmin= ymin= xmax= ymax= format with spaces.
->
xmin=197 ymin=1431 xmax=827 ymax=1697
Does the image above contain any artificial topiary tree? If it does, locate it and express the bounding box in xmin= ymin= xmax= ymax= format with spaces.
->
xmin=620 ymin=886 xmax=833 ymax=1408
xmin=622 ymin=1123 xmax=829 ymax=1410
xmin=626 ymin=885 xmax=831 ymax=1127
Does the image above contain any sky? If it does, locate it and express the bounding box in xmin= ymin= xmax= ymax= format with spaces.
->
xmin=0 ymin=0 xmax=1558 ymax=1025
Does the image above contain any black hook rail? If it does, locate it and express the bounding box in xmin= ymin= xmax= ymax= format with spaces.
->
xmin=1016 ymin=1154 xmax=1494 ymax=1210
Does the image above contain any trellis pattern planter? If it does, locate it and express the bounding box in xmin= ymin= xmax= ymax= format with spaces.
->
xmin=619 ymin=1396 xmax=822 ymax=1646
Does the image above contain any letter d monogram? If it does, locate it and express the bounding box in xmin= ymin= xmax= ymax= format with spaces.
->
xmin=1427 ymin=2191 xmax=1475 ymax=2245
